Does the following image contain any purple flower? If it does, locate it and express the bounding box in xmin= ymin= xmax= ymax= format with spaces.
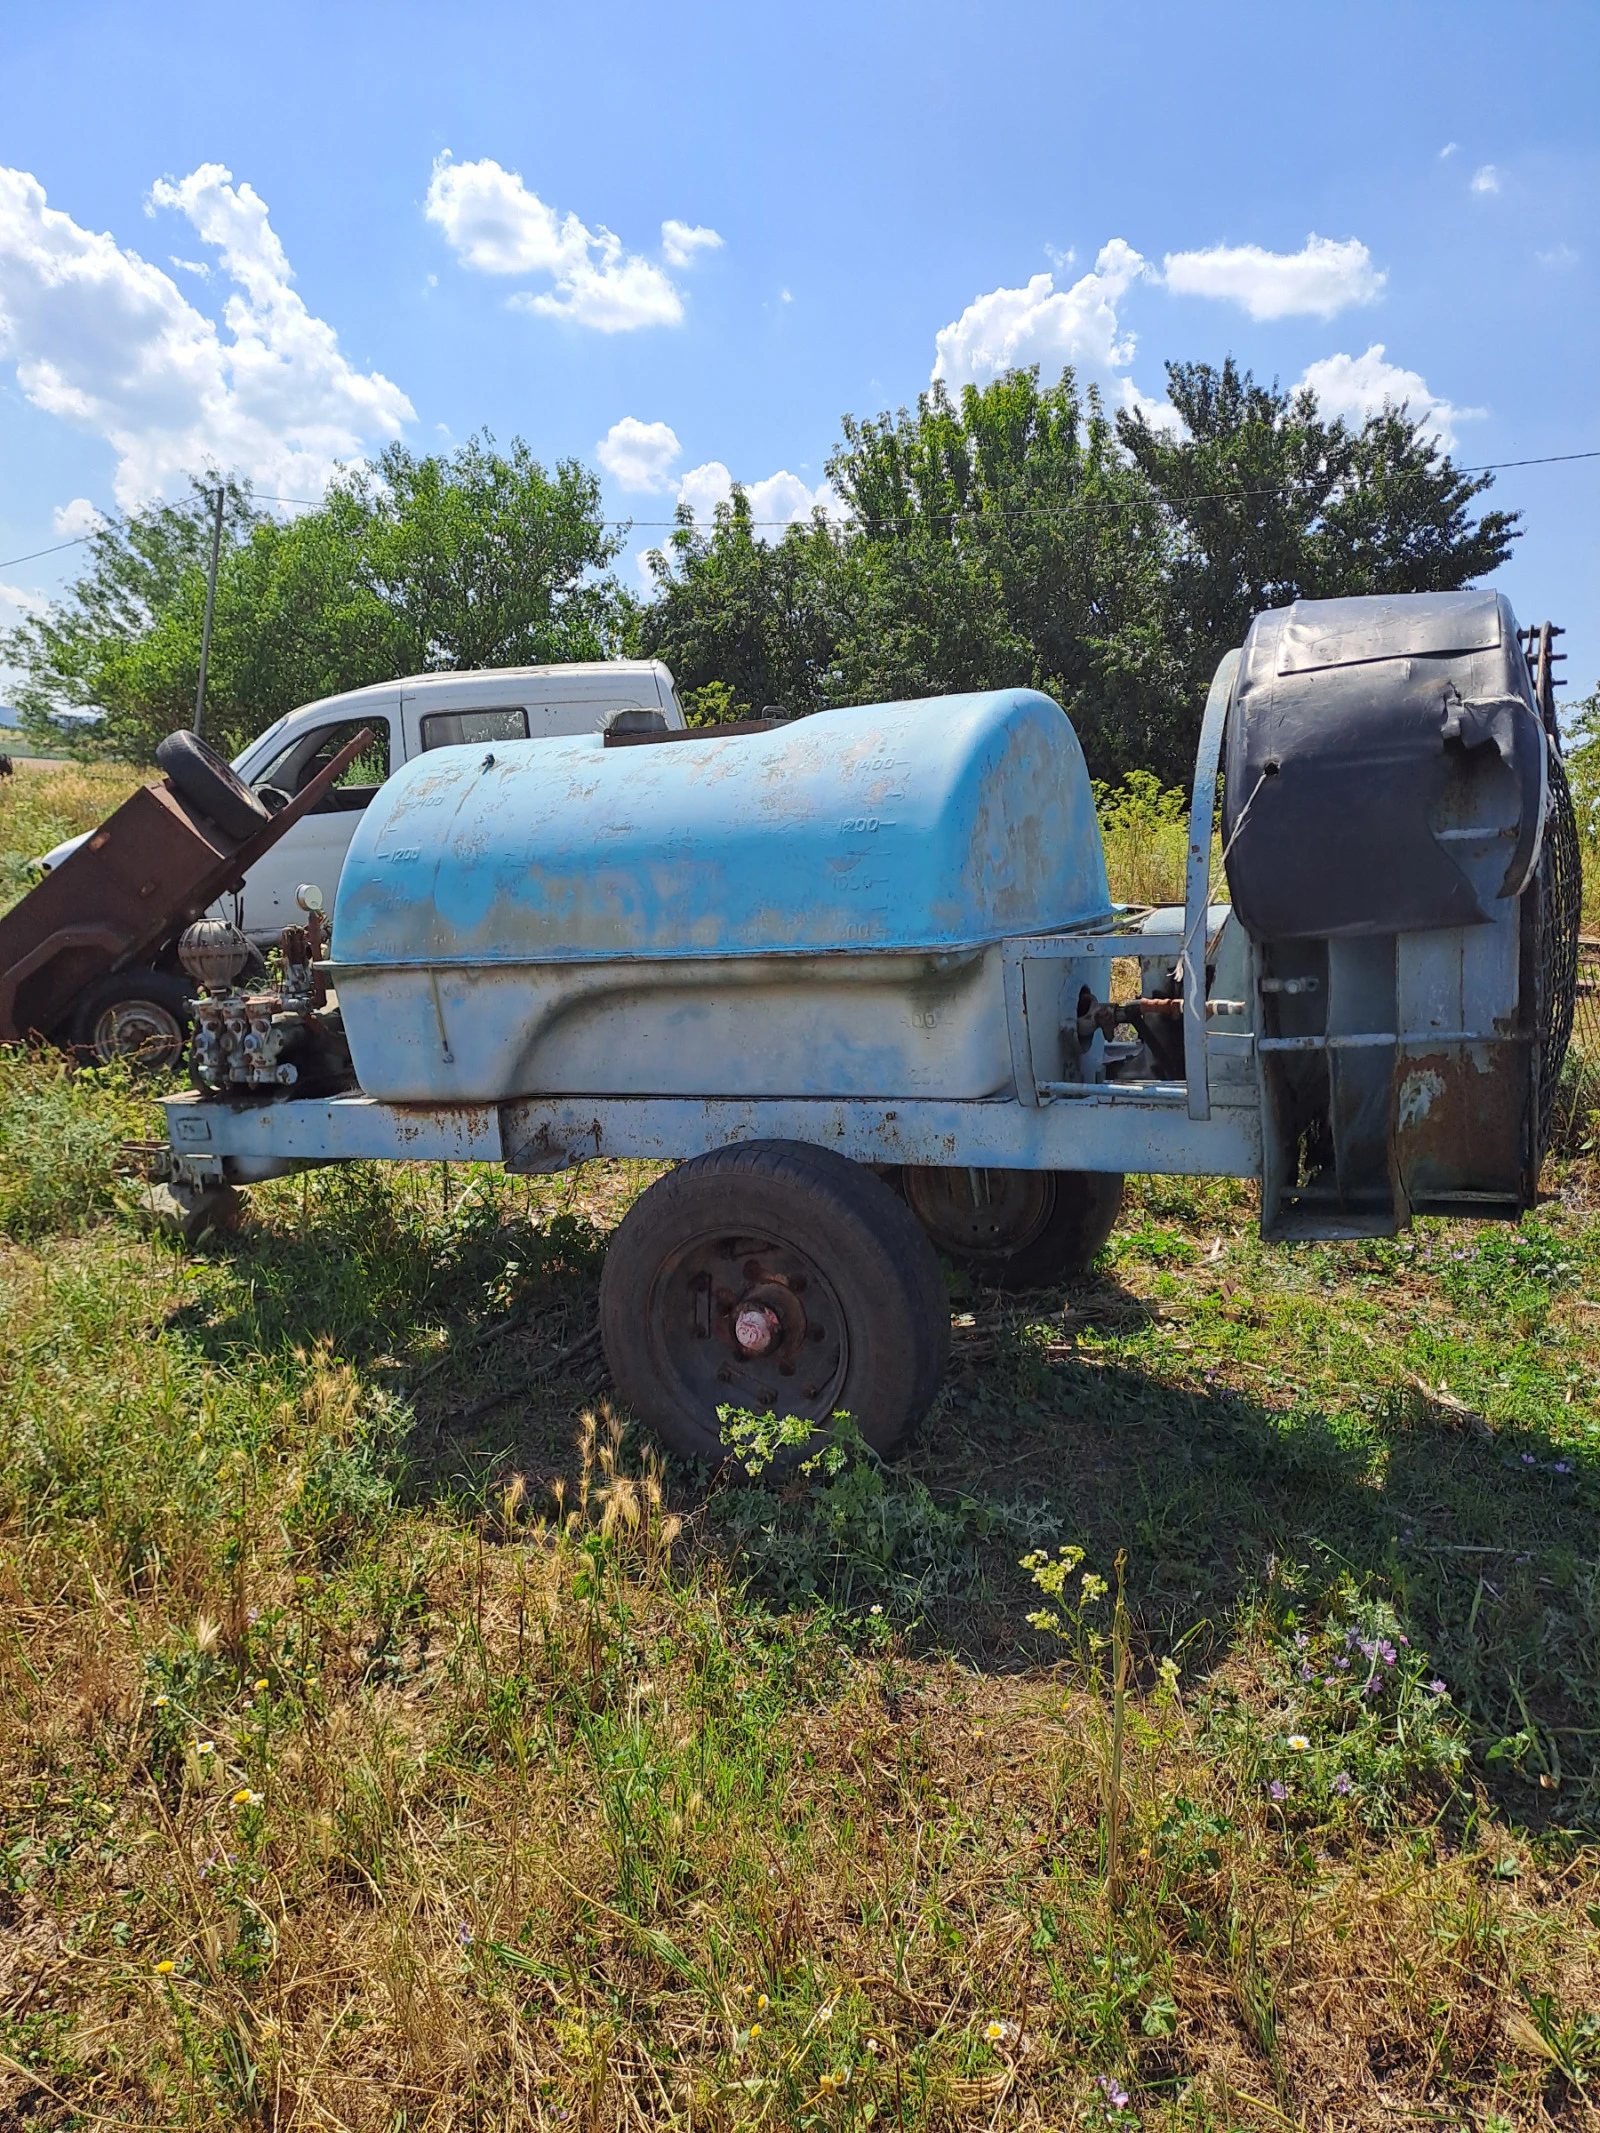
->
xmin=1336 ymin=1656 xmax=1350 ymax=1670
xmin=458 ymin=1923 xmax=473 ymax=1946
xmin=1299 ymin=1665 xmax=1313 ymax=1681
xmin=1377 ymin=1640 xmax=1397 ymax=1667
xmin=1427 ymin=1678 xmax=1447 ymax=1696
xmin=1323 ymin=1675 xmax=1337 ymax=1687
xmin=1293 ymin=1633 xmax=1309 ymax=1650
xmin=1398 ymin=1635 xmax=1409 ymax=1646
xmin=1269 ymin=1779 xmax=1288 ymax=1801
xmin=1554 ymin=1462 xmax=1573 ymax=1475
xmin=1521 ymin=1452 xmax=1536 ymax=1464
xmin=1332 ymin=1772 xmax=1353 ymax=1795
xmin=1096 ymin=2075 xmax=1131 ymax=2109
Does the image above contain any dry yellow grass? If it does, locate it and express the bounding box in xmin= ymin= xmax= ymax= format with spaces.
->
xmin=0 ymin=757 xmax=148 ymax=913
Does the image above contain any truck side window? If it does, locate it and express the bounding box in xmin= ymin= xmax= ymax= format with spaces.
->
xmin=420 ymin=708 xmax=530 ymax=750
xmin=255 ymin=720 xmax=391 ymax=813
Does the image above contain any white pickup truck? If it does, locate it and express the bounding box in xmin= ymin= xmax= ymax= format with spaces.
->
xmin=37 ymin=659 xmax=687 ymax=1062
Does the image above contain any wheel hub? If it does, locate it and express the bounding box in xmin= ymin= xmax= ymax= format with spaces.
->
xmin=734 ymin=1303 xmax=782 ymax=1355
xmin=92 ymin=1000 xmax=185 ymax=1071
xmin=647 ymin=1231 xmax=849 ymax=1426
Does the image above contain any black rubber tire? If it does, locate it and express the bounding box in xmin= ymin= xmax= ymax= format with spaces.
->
xmin=899 ymin=1166 xmax=1124 ymax=1291
xmin=155 ymin=729 xmax=270 ymax=842
xmin=71 ymin=967 xmax=194 ymax=1071
xmin=600 ymin=1139 xmax=950 ymax=1465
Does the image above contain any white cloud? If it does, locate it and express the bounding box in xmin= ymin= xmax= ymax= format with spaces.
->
xmin=597 ymin=415 xmax=681 ymax=492
xmin=660 ymin=219 xmax=722 ymax=267
xmin=1299 ymin=344 xmax=1482 ymax=451
xmin=52 ymin=497 xmax=103 ymax=537
xmin=0 ymin=163 xmax=412 ymax=510
xmin=1162 ymin=234 xmax=1383 ymax=320
xmin=932 ymin=239 xmax=1148 ymax=390
xmin=1537 ymin=242 xmax=1579 ymax=270
xmin=169 ymin=255 xmax=209 ymax=278
xmin=1471 ymin=164 xmax=1501 ymax=195
xmin=1439 ymin=141 xmax=1460 ymax=159
xmin=424 ymin=154 xmax=690 ymax=330
xmin=676 ymin=461 xmax=841 ymax=532
xmin=0 ymin=580 xmax=48 ymax=625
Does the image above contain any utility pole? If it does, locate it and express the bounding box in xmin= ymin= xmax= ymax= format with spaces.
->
xmin=192 ymin=484 xmax=225 ymax=737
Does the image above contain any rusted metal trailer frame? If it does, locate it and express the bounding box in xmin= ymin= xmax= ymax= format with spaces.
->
xmin=0 ymin=730 xmax=373 ymax=1051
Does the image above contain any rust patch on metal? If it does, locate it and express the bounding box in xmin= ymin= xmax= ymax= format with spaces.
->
xmin=0 ymin=727 xmax=373 ymax=1044
xmin=1391 ymin=1043 xmax=1528 ymax=1218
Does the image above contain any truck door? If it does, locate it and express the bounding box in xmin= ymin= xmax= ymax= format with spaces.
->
xmin=237 ymin=715 xmax=394 ymax=940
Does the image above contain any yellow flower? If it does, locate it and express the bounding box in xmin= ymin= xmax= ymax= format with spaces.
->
xmin=153 ymin=1695 xmax=169 ymax=1708
xmin=985 ymin=2020 xmax=1005 ymax=2041
xmin=156 ymin=1960 xmax=175 ymax=1974
xmin=232 ymin=1789 xmax=260 ymax=1807
xmin=191 ymin=1740 xmax=214 ymax=1756
xmin=254 ymin=1678 xmax=268 ymax=1692
xmin=756 ymin=1993 xmax=769 ymax=2012
xmin=819 ymin=2074 xmax=835 ymax=2094
xmin=1287 ymin=1734 xmax=1311 ymax=1752
xmin=750 ymin=2022 xmax=762 ymax=2039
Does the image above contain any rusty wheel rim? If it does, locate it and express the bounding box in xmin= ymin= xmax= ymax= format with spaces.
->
xmin=901 ymin=1166 xmax=1056 ymax=1262
xmin=645 ymin=1226 xmax=850 ymax=1434
xmin=91 ymin=1001 xmax=185 ymax=1072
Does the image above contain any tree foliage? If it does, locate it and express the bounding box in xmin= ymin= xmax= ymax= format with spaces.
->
xmin=647 ymin=360 xmax=1518 ymax=786
xmin=4 ymin=437 xmax=630 ymax=761
xmin=1116 ymin=358 xmax=1520 ymax=714
xmin=5 ymin=365 xmax=1520 ymax=784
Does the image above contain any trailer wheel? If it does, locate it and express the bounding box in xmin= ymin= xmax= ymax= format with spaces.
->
xmin=71 ymin=968 xmax=194 ymax=1071
xmin=898 ymin=1166 xmax=1123 ymax=1290
xmin=600 ymin=1140 xmax=950 ymax=1465
xmin=155 ymin=729 xmax=271 ymax=842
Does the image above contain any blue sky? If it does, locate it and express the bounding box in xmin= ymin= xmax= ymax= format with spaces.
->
xmin=2 ymin=0 xmax=1597 ymax=716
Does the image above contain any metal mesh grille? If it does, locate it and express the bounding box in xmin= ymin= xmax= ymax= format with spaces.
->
xmin=1535 ymin=741 xmax=1583 ymax=1159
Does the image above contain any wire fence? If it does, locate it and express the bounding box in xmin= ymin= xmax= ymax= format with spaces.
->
xmin=1555 ymin=937 xmax=1600 ymax=1151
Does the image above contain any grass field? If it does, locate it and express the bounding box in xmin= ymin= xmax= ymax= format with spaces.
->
xmin=3 ymin=755 xmax=1600 ymax=2128
xmin=3 ymin=1043 xmax=1599 ymax=2130
xmin=0 ymin=760 xmax=148 ymax=913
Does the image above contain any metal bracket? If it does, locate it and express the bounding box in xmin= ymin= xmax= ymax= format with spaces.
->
xmin=1183 ymin=651 xmax=1241 ymax=1122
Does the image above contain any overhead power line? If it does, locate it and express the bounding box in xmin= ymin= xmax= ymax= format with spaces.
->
xmin=0 ymin=446 xmax=1595 ymax=571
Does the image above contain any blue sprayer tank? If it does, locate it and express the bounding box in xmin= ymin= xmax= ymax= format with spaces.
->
xmin=330 ymin=689 xmax=1110 ymax=1104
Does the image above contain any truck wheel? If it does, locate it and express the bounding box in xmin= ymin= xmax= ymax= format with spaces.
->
xmin=155 ymin=729 xmax=270 ymax=842
xmin=71 ymin=968 xmax=194 ymax=1071
xmin=600 ymin=1139 xmax=950 ymax=1465
xmin=898 ymin=1166 xmax=1124 ymax=1290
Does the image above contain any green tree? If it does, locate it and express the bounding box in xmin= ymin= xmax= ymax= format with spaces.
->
xmin=638 ymin=490 xmax=848 ymax=719
xmin=1116 ymin=357 xmax=1521 ymax=711
xmin=4 ymin=478 xmax=263 ymax=753
xmin=827 ymin=368 xmax=1187 ymax=777
xmin=2 ymin=435 xmax=632 ymax=762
